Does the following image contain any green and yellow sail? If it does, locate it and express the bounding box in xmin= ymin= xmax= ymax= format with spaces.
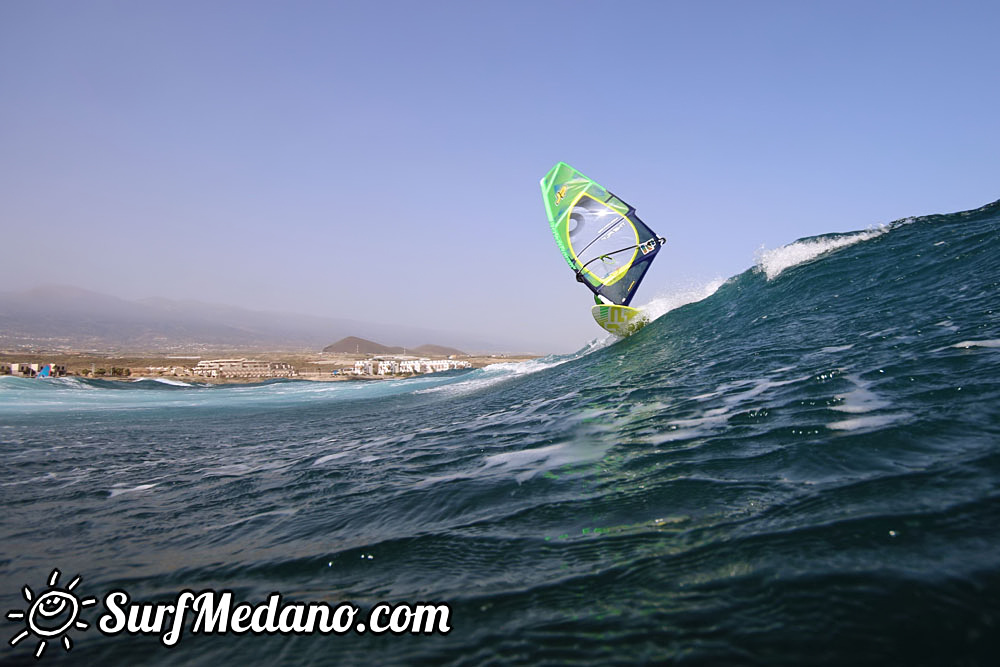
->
xmin=540 ymin=162 xmax=664 ymax=306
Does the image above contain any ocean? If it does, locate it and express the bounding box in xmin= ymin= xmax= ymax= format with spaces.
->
xmin=2 ymin=200 xmax=999 ymax=665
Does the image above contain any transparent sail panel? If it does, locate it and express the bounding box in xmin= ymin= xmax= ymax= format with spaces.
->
xmin=568 ymin=195 xmax=639 ymax=285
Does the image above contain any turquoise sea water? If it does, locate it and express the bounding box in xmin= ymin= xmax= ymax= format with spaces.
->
xmin=2 ymin=201 xmax=999 ymax=665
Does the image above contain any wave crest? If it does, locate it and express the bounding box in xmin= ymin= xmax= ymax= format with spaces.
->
xmin=755 ymin=227 xmax=888 ymax=280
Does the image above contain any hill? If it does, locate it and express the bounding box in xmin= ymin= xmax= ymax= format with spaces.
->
xmin=323 ymin=337 xmax=467 ymax=356
xmin=323 ymin=336 xmax=403 ymax=355
xmin=410 ymin=344 xmax=467 ymax=356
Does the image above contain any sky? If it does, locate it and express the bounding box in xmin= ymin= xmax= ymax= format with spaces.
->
xmin=2 ymin=0 xmax=998 ymax=353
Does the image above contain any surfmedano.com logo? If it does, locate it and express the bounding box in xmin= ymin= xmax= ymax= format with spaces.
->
xmin=6 ymin=569 xmax=97 ymax=659
xmin=7 ymin=567 xmax=452 ymax=659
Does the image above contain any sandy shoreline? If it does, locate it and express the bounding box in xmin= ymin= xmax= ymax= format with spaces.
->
xmin=0 ymin=350 xmax=539 ymax=383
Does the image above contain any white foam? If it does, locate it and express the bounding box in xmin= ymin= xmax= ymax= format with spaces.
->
xmin=952 ymin=339 xmax=1000 ymax=349
xmin=638 ymin=278 xmax=726 ymax=322
xmin=414 ymin=349 xmax=595 ymax=397
xmin=314 ymin=451 xmax=351 ymax=465
xmin=827 ymin=413 xmax=911 ymax=431
xmin=865 ymin=327 xmax=900 ymax=339
xmin=141 ymin=377 xmax=195 ymax=387
xmin=652 ymin=410 xmax=731 ymax=444
xmin=108 ymin=483 xmax=157 ymax=497
xmin=0 ymin=472 xmax=57 ymax=487
xmin=831 ymin=375 xmax=891 ymax=414
xmin=653 ymin=375 xmax=807 ymax=444
xmin=480 ymin=440 xmax=611 ymax=482
xmin=38 ymin=376 xmax=99 ymax=390
xmin=756 ymin=226 xmax=888 ymax=280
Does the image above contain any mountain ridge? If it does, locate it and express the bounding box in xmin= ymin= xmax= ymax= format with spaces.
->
xmin=0 ymin=285 xmax=503 ymax=353
xmin=322 ymin=336 xmax=466 ymax=356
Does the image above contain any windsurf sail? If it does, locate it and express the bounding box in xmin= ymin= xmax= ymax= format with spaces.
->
xmin=540 ymin=162 xmax=664 ymax=306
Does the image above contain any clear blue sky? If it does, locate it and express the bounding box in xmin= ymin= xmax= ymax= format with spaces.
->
xmin=2 ymin=1 xmax=997 ymax=352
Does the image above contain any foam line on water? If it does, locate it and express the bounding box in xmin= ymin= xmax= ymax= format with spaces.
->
xmin=756 ymin=226 xmax=888 ymax=280
xmin=413 ymin=341 xmax=608 ymax=397
xmin=108 ymin=483 xmax=158 ymax=497
xmin=831 ymin=374 xmax=892 ymax=414
xmin=132 ymin=377 xmax=196 ymax=387
xmin=827 ymin=412 xmax=912 ymax=432
xmin=952 ymin=339 xmax=1000 ymax=349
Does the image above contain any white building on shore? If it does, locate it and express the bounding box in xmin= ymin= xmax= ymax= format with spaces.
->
xmin=351 ymin=357 xmax=471 ymax=376
xmin=192 ymin=359 xmax=296 ymax=379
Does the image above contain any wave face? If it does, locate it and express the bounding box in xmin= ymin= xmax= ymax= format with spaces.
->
xmin=2 ymin=201 xmax=1000 ymax=664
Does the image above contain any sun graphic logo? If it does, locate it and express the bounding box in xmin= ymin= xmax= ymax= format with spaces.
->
xmin=6 ymin=568 xmax=97 ymax=659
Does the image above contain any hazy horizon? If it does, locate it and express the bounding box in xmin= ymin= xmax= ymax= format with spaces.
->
xmin=0 ymin=282 xmax=537 ymax=355
xmin=3 ymin=1 xmax=998 ymax=353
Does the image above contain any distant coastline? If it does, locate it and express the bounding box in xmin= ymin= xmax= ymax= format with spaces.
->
xmin=0 ymin=349 xmax=538 ymax=384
